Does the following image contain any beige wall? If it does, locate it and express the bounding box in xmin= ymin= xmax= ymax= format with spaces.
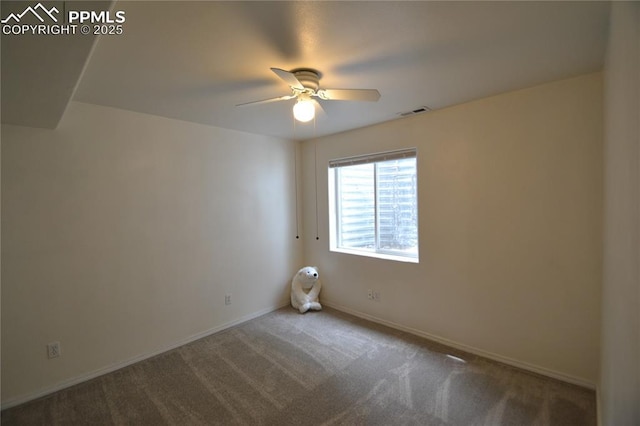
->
xmin=601 ymin=2 xmax=640 ymax=425
xmin=302 ymin=73 xmax=603 ymax=386
xmin=1 ymin=102 xmax=302 ymax=405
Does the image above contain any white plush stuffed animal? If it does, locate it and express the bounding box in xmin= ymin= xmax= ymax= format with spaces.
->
xmin=291 ymin=266 xmax=322 ymax=314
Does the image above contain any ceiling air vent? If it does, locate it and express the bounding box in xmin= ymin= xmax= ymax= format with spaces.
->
xmin=398 ymin=106 xmax=432 ymax=117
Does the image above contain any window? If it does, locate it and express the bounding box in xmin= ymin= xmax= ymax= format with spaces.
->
xmin=328 ymin=149 xmax=418 ymax=262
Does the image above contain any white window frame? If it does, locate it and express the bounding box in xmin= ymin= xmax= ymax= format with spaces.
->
xmin=328 ymin=148 xmax=419 ymax=263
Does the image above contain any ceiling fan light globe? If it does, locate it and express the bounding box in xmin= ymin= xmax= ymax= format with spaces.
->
xmin=293 ymin=99 xmax=315 ymax=122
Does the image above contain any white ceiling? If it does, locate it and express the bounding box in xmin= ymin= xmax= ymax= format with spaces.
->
xmin=3 ymin=1 xmax=611 ymax=140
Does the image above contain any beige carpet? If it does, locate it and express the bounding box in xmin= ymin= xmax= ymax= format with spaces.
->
xmin=2 ymin=307 xmax=596 ymax=425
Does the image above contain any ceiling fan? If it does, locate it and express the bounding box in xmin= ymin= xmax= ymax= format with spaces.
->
xmin=237 ymin=68 xmax=381 ymax=122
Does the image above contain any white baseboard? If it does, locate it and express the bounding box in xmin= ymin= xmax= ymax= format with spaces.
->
xmin=1 ymin=302 xmax=290 ymax=410
xmin=3 ymin=299 xmax=594 ymax=410
xmin=322 ymin=300 xmax=596 ymax=391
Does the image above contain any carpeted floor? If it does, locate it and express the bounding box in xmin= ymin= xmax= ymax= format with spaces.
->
xmin=2 ymin=307 xmax=596 ymax=425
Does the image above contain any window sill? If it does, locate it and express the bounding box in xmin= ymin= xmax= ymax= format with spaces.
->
xmin=330 ymin=247 xmax=419 ymax=264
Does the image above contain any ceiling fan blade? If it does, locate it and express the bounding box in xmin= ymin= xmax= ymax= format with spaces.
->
xmin=271 ymin=68 xmax=304 ymax=90
xmin=317 ymin=88 xmax=381 ymax=102
xmin=236 ymin=94 xmax=296 ymax=107
xmin=312 ymin=99 xmax=327 ymax=119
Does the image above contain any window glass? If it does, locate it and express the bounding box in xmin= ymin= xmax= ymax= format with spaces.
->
xmin=329 ymin=149 xmax=418 ymax=262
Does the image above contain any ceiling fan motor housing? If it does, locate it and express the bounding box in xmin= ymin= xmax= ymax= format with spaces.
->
xmin=292 ymin=69 xmax=320 ymax=92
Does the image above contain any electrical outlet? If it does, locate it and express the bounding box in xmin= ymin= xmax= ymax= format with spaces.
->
xmin=367 ymin=289 xmax=373 ymax=300
xmin=373 ymin=291 xmax=380 ymax=301
xmin=47 ymin=341 xmax=61 ymax=359
xmin=225 ymin=294 xmax=232 ymax=305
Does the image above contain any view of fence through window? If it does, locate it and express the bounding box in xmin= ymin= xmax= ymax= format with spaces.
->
xmin=332 ymin=153 xmax=418 ymax=260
